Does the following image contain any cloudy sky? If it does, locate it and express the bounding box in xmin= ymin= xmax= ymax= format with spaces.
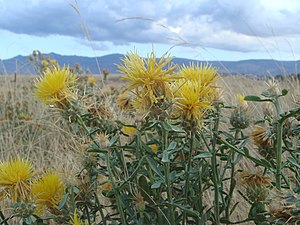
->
xmin=1 ymin=0 xmax=300 ymax=60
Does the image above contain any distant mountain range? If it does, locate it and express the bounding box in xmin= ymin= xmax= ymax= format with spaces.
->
xmin=1 ymin=52 xmax=300 ymax=76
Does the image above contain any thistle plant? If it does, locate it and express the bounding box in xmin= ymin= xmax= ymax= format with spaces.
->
xmin=2 ymin=51 xmax=300 ymax=225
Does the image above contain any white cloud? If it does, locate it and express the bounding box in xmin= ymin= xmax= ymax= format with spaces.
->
xmin=0 ymin=0 xmax=299 ymax=54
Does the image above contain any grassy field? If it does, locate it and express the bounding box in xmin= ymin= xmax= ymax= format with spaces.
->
xmin=0 ymin=71 xmax=299 ymax=224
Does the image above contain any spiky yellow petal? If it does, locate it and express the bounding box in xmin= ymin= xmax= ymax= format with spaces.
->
xmin=173 ymin=80 xmax=213 ymax=122
xmin=32 ymin=172 xmax=65 ymax=214
xmin=118 ymin=51 xmax=177 ymax=91
xmin=35 ymin=66 xmax=77 ymax=104
xmin=72 ymin=209 xmax=88 ymax=225
xmin=0 ymin=156 xmax=35 ymax=202
xmin=178 ymin=63 xmax=219 ymax=85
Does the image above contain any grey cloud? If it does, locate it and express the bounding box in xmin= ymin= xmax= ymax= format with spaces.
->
xmin=0 ymin=0 xmax=300 ymax=53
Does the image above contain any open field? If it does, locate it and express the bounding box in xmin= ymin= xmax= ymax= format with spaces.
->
xmin=0 ymin=71 xmax=299 ymax=224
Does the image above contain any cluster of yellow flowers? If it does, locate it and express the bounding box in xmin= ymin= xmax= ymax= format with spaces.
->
xmin=0 ymin=156 xmax=64 ymax=214
xmin=117 ymin=51 xmax=220 ymax=126
xmin=34 ymin=51 xmax=219 ymax=128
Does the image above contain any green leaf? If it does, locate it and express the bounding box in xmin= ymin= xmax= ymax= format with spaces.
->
xmin=162 ymin=150 xmax=170 ymax=163
xmin=109 ymin=135 xmax=119 ymax=146
xmin=166 ymin=141 xmax=177 ymax=151
xmin=244 ymin=95 xmax=262 ymax=101
xmin=281 ymin=89 xmax=288 ymax=96
xmin=287 ymin=157 xmax=300 ymax=169
xmin=244 ymin=95 xmax=272 ymax=102
xmin=193 ymin=152 xmax=212 ymax=159
xmin=162 ymin=141 xmax=177 ymax=163
xmin=169 ymin=124 xmax=185 ymax=133
xmin=172 ymin=203 xmax=200 ymax=217
xmin=151 ymin=180 xmax=163 ymax=189
xmin=58 ymin=193 xmax=68 ymax=209
xmin=146 ymin=157 xmax=164 ymax=180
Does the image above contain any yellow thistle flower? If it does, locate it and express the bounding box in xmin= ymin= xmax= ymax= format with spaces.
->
xmin=87 ymin=76 xmax=96 ymax=85
xmin=0 ymin=156 xmax=35 ymax=202
xmin=236 ymin=94 xmax=248 ymax=109
xmin=117 ymin=51 xmax=177 ymax=91
xmin=251 ymin=125 xmax=274 ymax=148
xmin=35 ymin=66 xmax=77 ymax=104
xmin=72 ymin=209 xmax=88 ymax=225
xmin=121 ymin=126 xmax=137 ymax=136
xmin=178 ymin=63 xmax=219 ymax=85
xmin=173 ymin=80 xmax=212 ymax=123
xmin=149 ymin=144 xmax=158 ymax=154
xmin=32 ymin=172 xmax=65 ymax=214
xmin=41 ymin=60 xmax=49 ymax=67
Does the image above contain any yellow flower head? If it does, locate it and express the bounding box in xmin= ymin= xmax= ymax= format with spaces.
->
xmin=178 ymin=63 xmax=219 ymax=85
xmin=149 ymin=144 xmax=158 ymax=154
xmin=87 ymin=76 xmax=97 ymax=85
xmin=121 ymin=126 xmax=137 ymax=136
xmin=32 ymin=172 xmax=65 ymax=213
xmin=236 ymin=94 xmax=248 ymax=109
xmin=35 ymin=66 xmax=77 ymax=104
xmin=173 ymin=80 xmax=212 ymax=123
xmin=0 ymin=156 xmax=35 ymax=202
xmin=117 ymin=51 xmax=177 ymax=91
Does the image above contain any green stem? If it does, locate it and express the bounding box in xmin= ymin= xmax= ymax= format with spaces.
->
xmin=162 ymin=126 xmax=176 ymax=225
xmin=94 ymin=193 xmax=107 ymax=225
xmin=225 ymin=130 xmax=239 ymax=224
xmin=211 ymin=106 xmax=221 ymax=225
xmin=273 ymin=96 xmax=283 ymax=190
xmin=183 ymin=130 xmax=194 ymax=225
xmin=275 ymin=121 xmax=283 ymax=190
xmin=75 ymin=113 xmax=101 ymax=148
xmin=106 ymin=155 xmax=127 ymax=225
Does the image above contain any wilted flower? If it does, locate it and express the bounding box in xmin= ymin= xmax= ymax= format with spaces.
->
xmin=35 ymin=66 xmax=77 ymax=105
xmin=116 ymin=92 xmax=133 ymax=110
xmin=251 ymin=125 xmax=274 ymax=148
xmin=239 ymin=171 xmax=271 ymax=203
xmin=0 ymin=156 xmax=35 ymax=202
xmin=32 ymin=172 xmax=65 ymax=214
xmin=262 ymin=102 xmax=274 ymax=116
xmin=135 ymin=193 xmax=146 ymax=212
xmin=265 ymin=78 xmax=281 ymax=97
xmin=100 ymin=177 xmax=112 ymax=191
xmin=269 ymin=191 xmax=300 ymax=224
